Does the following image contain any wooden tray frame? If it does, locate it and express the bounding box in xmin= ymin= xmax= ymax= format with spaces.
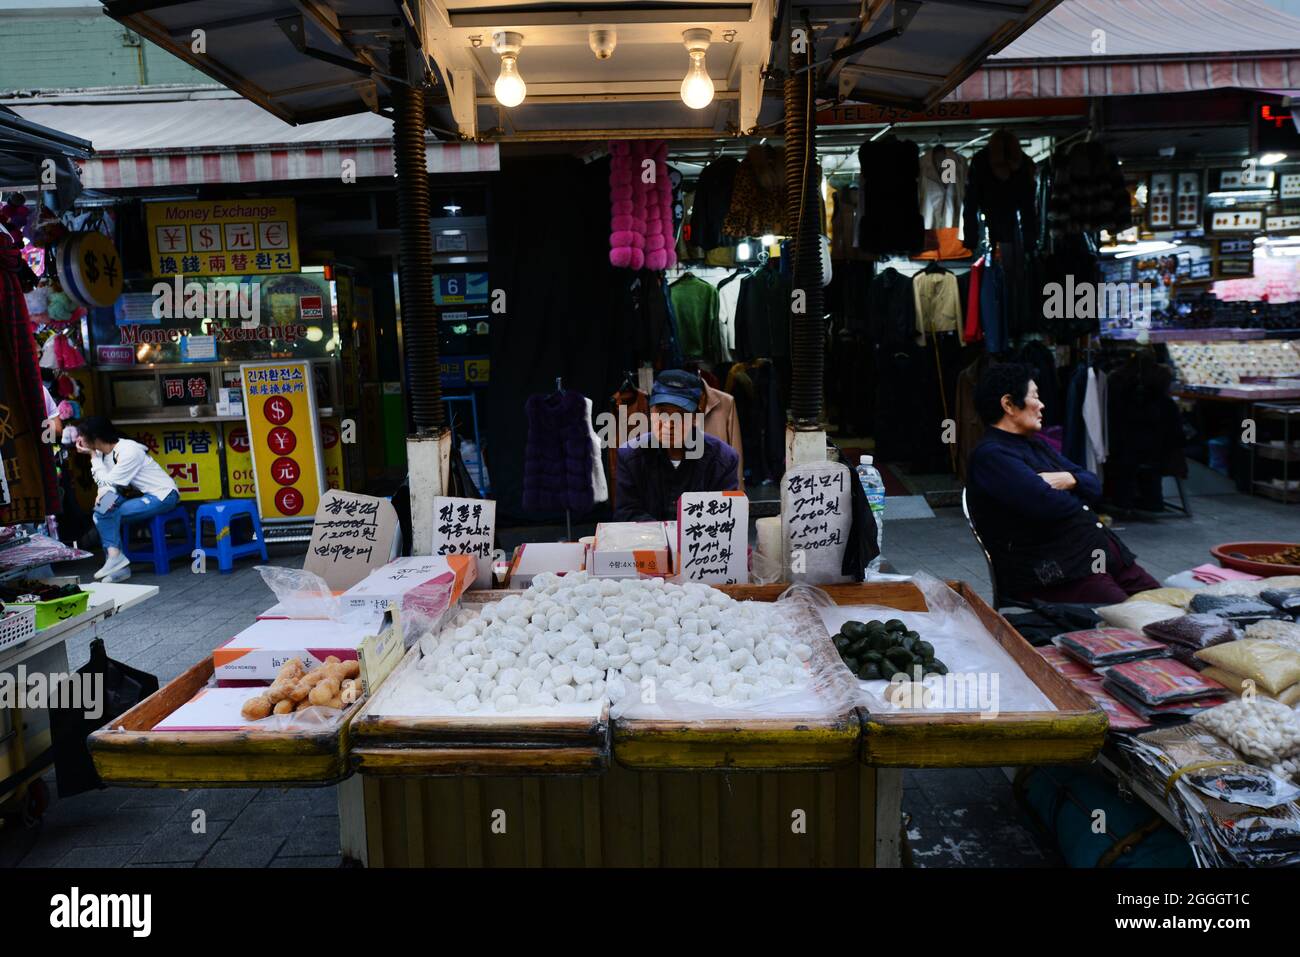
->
xmin=88 ymin=656 xmax=368 ymax=788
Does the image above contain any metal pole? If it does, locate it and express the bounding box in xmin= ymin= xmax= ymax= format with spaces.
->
xmin=785 ymin=41 xmax=825 ymax=432
xmin=391 ymin=43 xmax=444 ymax=432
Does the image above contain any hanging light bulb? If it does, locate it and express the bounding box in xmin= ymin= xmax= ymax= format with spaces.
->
xmin=680 ymin=29 xmax=714 ymax=110
xmin=493 ymin=32 xmax=526 ymax=108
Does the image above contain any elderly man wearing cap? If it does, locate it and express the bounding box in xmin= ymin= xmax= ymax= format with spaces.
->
xmin=614 ymin=370 xmax=740 ymax=521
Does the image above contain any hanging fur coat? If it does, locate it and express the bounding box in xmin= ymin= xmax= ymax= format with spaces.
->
xmin=963 ymin=129 xmax=1038 ymax=251
xmin=522 ymin=390 xmax=595 ymax=513
xmin=1046 ymin=141 xmax=1132 ymax=241
xmin=723 ymin=145 xmax=786 ymax=239
xmin=855 ymin=136 xmax=925 ymax=255
xmin=609 ymin=140 xmax=677 ymax=271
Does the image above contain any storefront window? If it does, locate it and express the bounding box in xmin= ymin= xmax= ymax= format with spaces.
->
xmin=93 ymin=272 xmax=336 ymax=365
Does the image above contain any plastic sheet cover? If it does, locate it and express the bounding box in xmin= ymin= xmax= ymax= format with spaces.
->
xmin=814 ymin=572 xmax=1055 ymax=716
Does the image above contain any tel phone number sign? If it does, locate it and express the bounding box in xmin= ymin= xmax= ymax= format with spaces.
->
xmin=240 ymin=361 xmax=325 ymax=521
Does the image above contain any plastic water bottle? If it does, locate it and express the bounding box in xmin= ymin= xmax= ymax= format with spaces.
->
xmin=856 ymin=455 xmax=885 ymax=572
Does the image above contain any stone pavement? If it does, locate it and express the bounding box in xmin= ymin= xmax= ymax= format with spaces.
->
xmin=4 ymin=477 xmax=1300 ymax=868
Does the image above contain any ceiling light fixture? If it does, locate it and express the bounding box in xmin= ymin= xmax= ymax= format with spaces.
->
xmin=492 ymin=31 xmax=526 ymax=108
xmin=680 ymin=29 xmax=714 ymax=110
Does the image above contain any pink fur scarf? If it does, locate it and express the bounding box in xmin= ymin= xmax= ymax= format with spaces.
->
xmin=608 ymin=140 xmax=677 ymax=271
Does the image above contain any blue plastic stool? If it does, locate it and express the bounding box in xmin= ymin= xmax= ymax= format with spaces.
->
xmin=195 ymin=499 xmax=269 ymax=574
xmin=122 ymin=504 xmax=193 ymax=575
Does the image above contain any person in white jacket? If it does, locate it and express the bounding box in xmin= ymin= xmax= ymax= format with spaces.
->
xmin=74 ymin=416 xmax=180 ymax=581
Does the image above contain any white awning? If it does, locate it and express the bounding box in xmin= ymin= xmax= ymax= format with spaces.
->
xmin=6 ymin=92 xmax=498 ymax=189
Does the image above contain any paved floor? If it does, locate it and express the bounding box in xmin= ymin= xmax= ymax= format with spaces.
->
xmin=4 ymin=472 xmax=1299 ymax=868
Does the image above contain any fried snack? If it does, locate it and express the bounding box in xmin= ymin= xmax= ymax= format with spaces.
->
xmin=340 ymin=660 xmax=360 ymax=680
xmin=276 ymin=658 xmax=305 ymax=682
xmin=267 ymin=678 xmax=295 ymax=704
xmin=288 ymin=680 xmax=311 ymax=702
xmin=324 ymin=655 xmax=341 ymax=665
xmin=241 ymin=695 xmax=272 ymax=720
xmin=327 ymin=695 xmax=343 ymax=709
xmin=273 ymin=699 xmax=294 ymax=715
xmin=309 ymin=678 xmax=340 ymax=707
xmin=340 ymin=679 xmax=361 ymax=705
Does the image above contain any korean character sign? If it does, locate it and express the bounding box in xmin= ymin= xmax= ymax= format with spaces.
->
xmin=146 ymin=199 xmax=298 ymax=278
xmin=127 ymin=426 xmax=221 ymax=501
xmin=430 ymin=495 xmax=496 ymax=588
xmin=676 ymin=491 xmax=749 ymax=584
xmin=240 ymin=361 xmax=325 ymax=521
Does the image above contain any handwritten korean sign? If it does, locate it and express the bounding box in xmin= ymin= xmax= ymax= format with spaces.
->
xmin=781 ymin=462 xmax=852 ymax=585
xmin=303 ymin=489 xmax=398 ymax=590
xmin=431 ymin=496 xmax=495 ymax=588
xmin=677 ymin=491 xmax=748 ymax=584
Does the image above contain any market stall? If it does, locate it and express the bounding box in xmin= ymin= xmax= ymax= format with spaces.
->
xmin=86 ymin=541 xmax=1104 ymax=867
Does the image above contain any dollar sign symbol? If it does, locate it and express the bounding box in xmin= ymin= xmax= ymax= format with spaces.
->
xmin=83 ymin=250 xmax=100 ymax=283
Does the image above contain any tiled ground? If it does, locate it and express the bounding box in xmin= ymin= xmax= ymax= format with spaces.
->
xmin=4 ymin=471 xmax=1300 ymax=868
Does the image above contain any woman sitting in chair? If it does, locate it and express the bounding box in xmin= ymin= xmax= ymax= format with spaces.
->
xmin=965 ymin=363 xmax=1159 ymax=605
xmin=74 ymin=416 xmax=180 ymax=583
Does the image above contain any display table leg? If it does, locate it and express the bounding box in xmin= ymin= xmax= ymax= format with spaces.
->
xmin=873 ymin=766 xmax=904 ymax=868
xmin=337 ymin=773 xmax=368 ymax=867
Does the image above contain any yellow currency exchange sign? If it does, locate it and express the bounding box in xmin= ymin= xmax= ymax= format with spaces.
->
xmin=146 ymin=198 xmax=299 ymax=277
xmin=241 ymin=361 xmax=325 ymax=521
xmin=125 ymin=424 xmax=222 ymax=501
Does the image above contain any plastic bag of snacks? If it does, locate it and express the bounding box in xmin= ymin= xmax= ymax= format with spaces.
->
xmin=1123 ymin=587 xmax=1194 ymax=609
xmin=1142 ymin=613 xmax=1240 ymax=651
xmin=1122 ymin=723 xmax=1300 ymax=809
xmin=1102 ymin=657 xmax=1227 ymax=707
xmin=1095 ymin=600 xmax=1181 ymax=633
xmin=1188 ymin=593 xmax=1290 ymax=625
xmin=1192 ymin=696 xmax=1300 ymax=765
xmin=1199 ymin=667 xmax=1300 ymax=707
xmin=1195 ymin=639 xmax=1300 ymax=697
xmin=1053 ymin=628 xmax=1167 ymax=667
xmin=1245 ymin=618 xmax=1300 ymax=653
xmin=1261 ymin=588 xmax=1300 ymax=614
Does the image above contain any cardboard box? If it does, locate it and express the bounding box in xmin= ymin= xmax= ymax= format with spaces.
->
xmin=213 ymin=617 xmax=382 ymax=684
xmin=340 ymin=555 xmax=475 ymax=620
xmin=509 ymin=542 xmax=587 ymax=588
xmin=153 ymin=687 xmax=260 ymax=731
xmin=591 ymin=522 xmax=671 ymax=578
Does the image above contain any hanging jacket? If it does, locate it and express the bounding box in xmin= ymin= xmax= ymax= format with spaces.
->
xmin=829 ymin=185 xmax=870 ymax=262
xmin=866 ymin=267 xmax=916 ymax=352
xmin=979 ymin=257 xmax=1008 ymax=355
xmin=1047 ymin=141 xmax=1132 ymax=241
xmin=701 ymin=379 xmax=745 ymax=490
xmin=723 ymin=145 xmax=786 ymax=239
xmin=523 ymin=390 xmax=596 ymax=513
xmin=856 ymin=136 xmax=925 ymax=255
xmin=963 ymin=130 xmax=1038 ymax=252
xmin=964 ymin=256 xmax=984 ymax=343
xmin=734 ymin=264 xmax=791 ymax=360
xmin=916 ymin=146 xmax=972 ymax=260
xmin=668 ymin=273 xmax=721 ymax=362
xmin=690 ymin=156 xmax=740 ymax=251
xmin=912 ymin=269 xmax=962 ymax=344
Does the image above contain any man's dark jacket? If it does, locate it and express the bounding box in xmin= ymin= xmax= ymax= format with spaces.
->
xmin=966 ymin=427 xmax=1136 ymax=596
xmin=614 ymin=432 xmax=739 ymax=521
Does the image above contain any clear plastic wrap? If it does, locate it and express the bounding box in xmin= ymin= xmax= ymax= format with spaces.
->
xmin=1201 ymin=575 xmax=1300 ymax=598
xmin=244 ymin=704 xmax=351 ymax=731
xmin=1142 ymin=613 xmax=1241 ymax=651
xmin=254 ymin=565 xmax=340 ymax=620
xmin=1194 ymin=639 xmax=1300 ymax=696
xmin=815 ymin=572 xmax=1055 ymax=715
xmin=1119 ymin=724 xmax=1300 ymax=809
xmin=1261 ymin=588 xmax=1300 ymax=613
xmin=1095 ymin=600 xmax=1182 ymax=633
xmin=1245 ymin=618 xmax=1300 ymax=652
xmin=1192 ymin=696 xmax=1300 ymax=763
xmin=610 ymin=583 xmax=862 ymax=721
xmin=1187 ymin=593 xmax=1289 ymax=624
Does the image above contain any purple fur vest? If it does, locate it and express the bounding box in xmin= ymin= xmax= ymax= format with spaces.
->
xmin=523 ymin=390 xmax=595 ymax=513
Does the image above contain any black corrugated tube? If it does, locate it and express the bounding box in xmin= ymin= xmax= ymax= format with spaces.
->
xmin=784 ymin=46 xmax=823 ymax=428
xmin=392 ymin=59 xmax=444 ymax=431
